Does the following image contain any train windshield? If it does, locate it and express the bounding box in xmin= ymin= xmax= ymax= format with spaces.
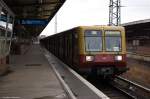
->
xmin=85 ymin=30 xmax=102 ymax=52
xmin=105 ymin=31 xmax=122 ymax=52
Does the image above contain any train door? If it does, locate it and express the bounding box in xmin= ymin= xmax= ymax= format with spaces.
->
xmin=72 ymin=30 xmax=79 ymax=66
xmin=68 ymin=32 xmax=73 ymax=65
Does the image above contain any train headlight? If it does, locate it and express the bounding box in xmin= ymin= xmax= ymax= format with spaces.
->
xmin=115 ymin=55 xmax=122 ymax=61
xmin=86 ymin=56 xmax=94 ymax=61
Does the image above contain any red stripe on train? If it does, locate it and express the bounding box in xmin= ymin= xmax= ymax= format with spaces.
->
xmin=79 ymin=54 xmax=126 ymax=68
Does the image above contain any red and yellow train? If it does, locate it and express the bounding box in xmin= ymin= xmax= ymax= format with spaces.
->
xmin=41 ymin=26 xmax=128 ymax=77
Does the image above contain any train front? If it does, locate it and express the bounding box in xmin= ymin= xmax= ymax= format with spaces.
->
xmin=78 ymin=26 xmax=128 ymax=77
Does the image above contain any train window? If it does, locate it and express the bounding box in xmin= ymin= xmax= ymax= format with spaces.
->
xmin=85 ymin=30 xmax=102 ymax=36
xmin=105 ymin=31 xmax=122 ymax=52
xmin=105 ymin=31 xmax=121 ymax=36
xmin=85 ymin=30 xmax=102 ymax=52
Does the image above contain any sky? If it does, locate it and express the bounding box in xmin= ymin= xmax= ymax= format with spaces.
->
xmin=40 ymin=0 xmax=150 ymax=36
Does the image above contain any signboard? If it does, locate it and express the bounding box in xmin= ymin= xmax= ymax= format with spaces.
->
xmin=0 ymin=15 xmax=7 ymax=21
xmin=17 ymin=19 xmax=48 ymax=26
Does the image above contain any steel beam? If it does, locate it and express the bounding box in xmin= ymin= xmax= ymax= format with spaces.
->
xmin=0 ymin=0 xmax=15 ymax=17
xmin=8 ymin=2 xmax=62 ymax=7
xmin=109 ymin=0 xmax=121 ymax=26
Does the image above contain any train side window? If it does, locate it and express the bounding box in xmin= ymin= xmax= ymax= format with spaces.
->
xmin=75 ymin=33 xmax=78 ymax=39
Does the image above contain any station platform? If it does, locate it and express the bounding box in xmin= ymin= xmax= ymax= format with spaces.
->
xmin=0 ymin=44 xmax=66 ymax=99
xmin=127 ymin=52 xmax=150 ymax=62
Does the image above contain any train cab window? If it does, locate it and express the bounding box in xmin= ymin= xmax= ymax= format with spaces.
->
xmin=105 ymin=31 xmax=122 ymax=52
xmin=85 ymin=30 xmax=102 ymax=52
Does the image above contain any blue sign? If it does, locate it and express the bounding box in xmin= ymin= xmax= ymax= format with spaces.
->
xmin=18 ymin=19 xmax=48 ymax=26
xmin=0 ymin=15 xmax=7 ymax=21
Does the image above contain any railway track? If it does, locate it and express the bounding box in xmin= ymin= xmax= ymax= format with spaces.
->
xmin=88 ymin=78 xmax=132 ymax=99
xmin=112 ymin=76 xmax=150 ymax=99
xmin=88 ymin=76 xmax=150 ymax=99
xmin=98 ymin=82 xmax=132 ymax=99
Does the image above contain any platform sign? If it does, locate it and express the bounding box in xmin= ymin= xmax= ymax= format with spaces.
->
xmin=0 ymin=15 xmax=7 ymax=21
xmin=17 ymin=19 xmax=48 ymax=26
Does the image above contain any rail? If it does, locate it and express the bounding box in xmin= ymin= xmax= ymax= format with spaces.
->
xmin=112 ymin=76 xmax=150 ymax=99
xmin=90 ymin=78 xmax=134 ymax=99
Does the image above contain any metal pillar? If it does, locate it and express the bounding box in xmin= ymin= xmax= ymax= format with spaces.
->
xmin=55 ymin=14 xmax=57 ymax=34
xmin=9 ymin=17 xmax=15 ymax=54
xmin=5 ymin=14 xmax=10 ymax=54
xmin=109 ymin=0 xmax=121 ymax=26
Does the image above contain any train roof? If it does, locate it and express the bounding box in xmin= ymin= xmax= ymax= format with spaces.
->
xmin=41 ymin=25 xmax=125 ymax=39
xmin=77 ymin=25 xmax=124 ymax=29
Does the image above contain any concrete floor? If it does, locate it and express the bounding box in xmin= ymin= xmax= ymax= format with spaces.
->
xmin=0 ymin=44 xmax=66 ymax=99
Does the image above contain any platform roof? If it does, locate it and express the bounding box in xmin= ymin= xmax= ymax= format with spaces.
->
xmin=122 ymin=19 xmax=150 ymax=40
xmin=122 ymin=19 xmax=150 ymax=27
xmin=4 ymin=0 xmax=66 ymax=37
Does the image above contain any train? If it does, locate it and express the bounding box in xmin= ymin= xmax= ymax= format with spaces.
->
xmin=40 ymin=26 xmax=128 ymax=78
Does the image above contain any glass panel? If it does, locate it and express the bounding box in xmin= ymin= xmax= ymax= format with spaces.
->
xmin=0 ymin=9 xmax=7 ymax=28
xmin=105 ymin=31 xmax=121 ymax=36
xmin=105 ymin=31 xmax=122 ymax=51
xmin=85 ymin=30 xmax=102 ymax=51
xmin=105 ymin=37 xmax=121 ymax=51
xmin=85 ymin=37 xmax=102 ymax=51
xmin=85 ymin=30 xmax=102 ymax=37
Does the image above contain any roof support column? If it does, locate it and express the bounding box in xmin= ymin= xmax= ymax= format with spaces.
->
xmin=4 ymin=13 xmax=10 ymax=54
xmin=55 ymin=14 xmax=57 ymax=34
xmin=9 ymin=17 xmax=15 ymax=54
xmin=0 ymin=6 xmax=2 ymax=17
